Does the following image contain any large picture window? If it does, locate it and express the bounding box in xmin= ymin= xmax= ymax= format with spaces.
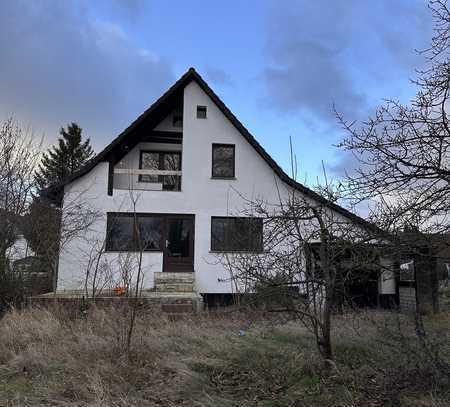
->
xmin=211 ymin=217 xmax=263 ymax=252
xmin=106 ymin=213 xmax=163 ymax=252
xmin=212 ymin=144 xmax=235 ymax=178
xmin=139 ymin=151 xmax=181 ymax=191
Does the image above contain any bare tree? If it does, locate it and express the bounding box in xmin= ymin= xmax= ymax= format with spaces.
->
xmin=22 ymin=190 xmax=103 ymax=293
xmin=336 ymin=0 xmax=450 ymax=236
xmin=81 ymin=233 xmax=115 ymax=301
xmin=215 ymin=175 xmax=379 ymax=365
xmin=335 ymin=0 xmax=450 ymax=307
xmin=335 ymin=0 xmax=450 ymax=376
xmin=125 ymin=189 xmax=146 ymax=356
xmin=0 ymin=118 xmax=41 ymax=274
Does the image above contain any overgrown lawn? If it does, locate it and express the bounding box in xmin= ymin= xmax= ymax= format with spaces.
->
xmin=0 ymin=307 xmax=448 ymax=406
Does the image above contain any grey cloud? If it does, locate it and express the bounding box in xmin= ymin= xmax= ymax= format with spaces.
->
xmin=262 ymin=0 xmax=431 ymax=127
xmin=264 ymin=41 xmax=367 ymax=121
xmin=325 ymin=150 xmax=361 ymax=178
xmin=0 ymin=0 xmax=174 ymax=149
xmin=205 ymin=66 xmax=232 ymax=86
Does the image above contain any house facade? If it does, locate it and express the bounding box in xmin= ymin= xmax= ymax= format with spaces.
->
xmin=53 ymin=68 xmax=394 ymax=302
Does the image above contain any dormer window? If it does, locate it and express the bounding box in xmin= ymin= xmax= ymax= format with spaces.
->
xmin=197 ymin=105 xmax=207 ymax=119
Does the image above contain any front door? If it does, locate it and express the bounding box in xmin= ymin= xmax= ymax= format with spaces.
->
xmin=163 ymin=216 xmax=194 ymax=272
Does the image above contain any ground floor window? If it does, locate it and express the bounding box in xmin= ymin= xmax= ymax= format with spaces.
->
xmin=106 ymin=213 xmax=163 ymax=252
xmin=211 ymin=216 xmax=263 ymax=252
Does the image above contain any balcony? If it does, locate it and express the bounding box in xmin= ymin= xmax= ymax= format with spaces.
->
xmin=110 ymin=128 xmax=183 ymax=193
xmin=113 ymin=168 xmax=182 ymax=191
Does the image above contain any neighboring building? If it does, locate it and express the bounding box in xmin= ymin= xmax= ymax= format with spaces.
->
xmin=47 ymin=68 xmax=395 ymax=305
xmin=435 ymin=236 xmax=450 ymax=281
xmin=396 ymin=231 xmax=444 ymax=313
xmin=7 ymin=235 xmax=34 ymax=264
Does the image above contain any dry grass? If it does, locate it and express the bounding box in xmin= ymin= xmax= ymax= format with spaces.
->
xmin=0 ymin=306 xmax=448 ymax=406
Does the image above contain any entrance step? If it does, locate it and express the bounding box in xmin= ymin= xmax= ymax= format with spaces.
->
xmin=154 ymin=272 xmax=196 ymax=297
xmin=155 ymin=282 xmax=194 ymax=292
xmin=154 ymin=272 xmax=194 ymax=285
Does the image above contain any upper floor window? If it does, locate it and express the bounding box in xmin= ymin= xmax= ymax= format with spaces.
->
xmin=211 ymin=216 xmax=263 ymax=252
xmin=139 ymin=151 xmax=181 ymax=191
xmin=197 ymin=105 xmax=207 ymax=119
xmin=212 ymin=144 xmax=235 ymax=179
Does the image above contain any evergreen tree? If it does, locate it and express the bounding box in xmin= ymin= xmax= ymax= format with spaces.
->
xmin=35 ymin=123 xmax=94 ymax=190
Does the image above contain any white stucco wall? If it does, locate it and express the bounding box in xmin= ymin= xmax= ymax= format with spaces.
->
xmin=57 ymin=81 xmax=357 ymax=293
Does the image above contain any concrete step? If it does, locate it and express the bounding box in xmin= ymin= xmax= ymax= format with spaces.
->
xmin=154 ymin=272 xmax=194 ymax=284
xmin=155 ymin=282 xmax=194 ymax=292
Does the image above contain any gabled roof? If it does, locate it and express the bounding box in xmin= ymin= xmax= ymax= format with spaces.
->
xmin=48 ymin=67 xmax=375 ymax=230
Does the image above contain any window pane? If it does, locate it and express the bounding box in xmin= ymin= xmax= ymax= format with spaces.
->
xmin=107 ymin=214 xmax=164 ymax=252
xmin=167 ymin=219 xmax=191 ymax=257
xmin=140 ymin=152 xmax=159 ymax=183
xmin=197 ymin=105 xmax=207 ymax=119
xmin=211 ymin=217 xmax=262 ymax=252
xmin=140 ymin=151 xmax=181 ymax=190
xmin=211 ymin=218 xmax=228 ymax=251
xmin=235 ymin=218 xmax=263 ymax=251
xmin=138 ymin=217 xmax=162 ymax=250
xmin=163 ymin=153 xmax=181 ymax=171
xmin=106 ymin=215 xmax=134 ymax=251
xmin=212 ymin=145 xmax=234 ymax=178
xmin=162 ymin=153 xmax=181 ymax=191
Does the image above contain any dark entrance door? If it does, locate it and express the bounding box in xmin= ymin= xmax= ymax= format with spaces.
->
xmin=163 ymin=216 xmax=194 ymax=272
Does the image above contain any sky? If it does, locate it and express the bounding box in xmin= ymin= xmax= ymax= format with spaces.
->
xmin=0 ymin=0 xmax=434 ymax=186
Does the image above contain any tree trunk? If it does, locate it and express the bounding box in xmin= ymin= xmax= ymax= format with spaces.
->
xmin=0 ymin=246 xmax=8 ymax=274
xmin=319 ymin=285 xmax=334 ymax=366
xmin=317 ymin=335 xmax=333 ymax=362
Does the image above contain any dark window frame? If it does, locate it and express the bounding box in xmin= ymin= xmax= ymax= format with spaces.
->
xmin=197 ymin=105 xmax=207 ymax=119
xmin=210 ymin=216 xmax=263 ymax=253
xmin=105 ymin=212 xmax=164 ymax=252
xmin=138 ymin=150 xmax=182 ymax=191
xmin=211 ymin=143 xmax=235 ymax=179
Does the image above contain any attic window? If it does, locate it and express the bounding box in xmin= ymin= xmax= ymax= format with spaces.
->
xmin=197 ymin=105 xmax=207 ymax=119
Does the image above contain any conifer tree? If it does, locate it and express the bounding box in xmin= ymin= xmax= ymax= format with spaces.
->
xmin=35 ymin=123 xmax=94 ymax=191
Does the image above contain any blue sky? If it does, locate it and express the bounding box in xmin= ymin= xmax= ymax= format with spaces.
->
xmin=0 ymin=0 xmax=433 ymax=185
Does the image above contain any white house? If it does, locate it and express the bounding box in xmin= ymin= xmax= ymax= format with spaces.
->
xmin=49 ymin=68 xmax=395 ymax=305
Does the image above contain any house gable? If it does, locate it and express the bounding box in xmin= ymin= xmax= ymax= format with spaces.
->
xmin=49 ymin=67 xmax=373 ymax=230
